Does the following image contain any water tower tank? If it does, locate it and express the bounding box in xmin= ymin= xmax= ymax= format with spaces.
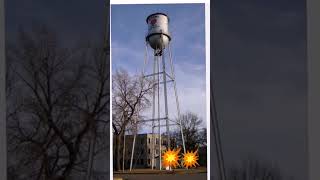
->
xmin=146 ymin=13 xmax=171 ymax=50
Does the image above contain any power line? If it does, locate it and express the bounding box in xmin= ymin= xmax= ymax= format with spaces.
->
xmin=211 ymin=83 xmax=227 ymax=180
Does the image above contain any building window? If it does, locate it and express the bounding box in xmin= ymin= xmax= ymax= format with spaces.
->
xmin=148 ymin=148 xmax=151 ymax=154
xmin=148 ymin=138 xmax=150 ymax=144
xmin=156 ymin=138 xmax=158 ymax=145
xmin=148 ymin=159 xmax=151 ymax=165
xmin=163 ymin=140 xmax=167 ymax=146
xmin=141 ymin=149 xmax=144 ymax=155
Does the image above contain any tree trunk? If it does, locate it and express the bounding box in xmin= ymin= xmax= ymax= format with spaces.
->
xmin=86 ymin=125 xmax=97 ymax=180
xmin=115 ymin=131 xmax=123 ymax=171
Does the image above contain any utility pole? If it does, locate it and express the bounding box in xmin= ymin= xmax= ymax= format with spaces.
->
xmin=211 ymin=86 xmax=226 ymax=180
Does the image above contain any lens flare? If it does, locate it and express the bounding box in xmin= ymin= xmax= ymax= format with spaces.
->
xmin=182 ymin=149 xmax=199 ymax=168
xmin=162 ymin=148 xmax=181 ymax=169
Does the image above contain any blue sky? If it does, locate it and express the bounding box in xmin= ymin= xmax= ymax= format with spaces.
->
xmin=111 ymin=4 xmax=207 ymax=129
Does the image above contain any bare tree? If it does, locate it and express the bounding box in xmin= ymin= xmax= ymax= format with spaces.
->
xmin=6 ymin=24 xmax=109 ymax=180
xmin=173 ymin=111 xmax=205 ymax=150
xmin=227 ymin=157 xmax=292 ymax=180
xmin=112 ymin=68 xmax=154 ymax=171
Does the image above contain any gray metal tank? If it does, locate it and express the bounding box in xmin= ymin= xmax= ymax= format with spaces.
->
xmin=146 ymin=13 xmax=171 ymax=50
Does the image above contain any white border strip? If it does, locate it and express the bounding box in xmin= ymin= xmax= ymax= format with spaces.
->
xmin=109 ymin=4 xmax=113 ymax=180
xmin=205 ymin=2 xmax=210 ymax=180
xmin=110 ymin=1 xmax=210 ymax=180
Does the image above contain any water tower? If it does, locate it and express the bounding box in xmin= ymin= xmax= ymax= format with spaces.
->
xmin=139 ymin=12 xmax=186 ymax=170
